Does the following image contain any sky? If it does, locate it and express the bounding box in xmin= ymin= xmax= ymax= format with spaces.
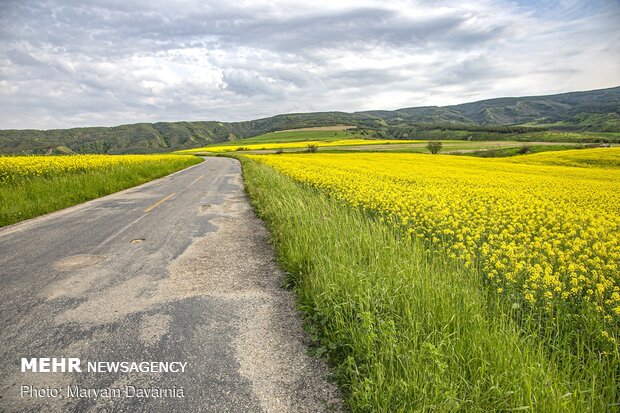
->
xmin=0 ymin=0 xmax=619 ymax=130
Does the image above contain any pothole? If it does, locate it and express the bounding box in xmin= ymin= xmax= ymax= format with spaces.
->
xmin=53 ymin=254 xmax=107 ymax=271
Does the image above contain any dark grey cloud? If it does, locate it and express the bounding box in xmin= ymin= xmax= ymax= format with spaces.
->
xmin=0 ymin=0 xmax=619 ymax=129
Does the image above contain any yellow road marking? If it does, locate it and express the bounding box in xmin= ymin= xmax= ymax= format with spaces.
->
xmin=144 ymin=193 xmax=176 ymax=213
xmin=188 ymin=174 xmax=205 ymax=186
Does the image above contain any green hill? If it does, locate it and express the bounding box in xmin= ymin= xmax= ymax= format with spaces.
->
xmin=1 ymin=86 xmax=618 ymax=154
xmin=363 ymin=86 xmax=620 ymax=130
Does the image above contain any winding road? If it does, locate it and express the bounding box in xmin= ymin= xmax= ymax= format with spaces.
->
xmin=0 ymin=157 xmax=341 ymax=412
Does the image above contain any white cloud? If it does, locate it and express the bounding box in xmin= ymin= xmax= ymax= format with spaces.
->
xmin=0 ymin=0 xmax=618 ymax=129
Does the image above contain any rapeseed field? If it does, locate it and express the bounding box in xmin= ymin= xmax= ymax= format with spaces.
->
xmin=0 ymin=154 xmax=196 ymax=184
xmin=0 ymin=154 xmax=200 ymax=226
xmin=176 ymin=139 xmax=420 ymax=153
xmin=241 ymin=150 xmax=620 ymax=411
xmin=249 ymin=149 xmax=620 ymax=340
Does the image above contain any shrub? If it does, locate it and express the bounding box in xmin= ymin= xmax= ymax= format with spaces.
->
xmin=518 ymin=145 xmax=532 ymax=154
xmin=307 ymin=144 xmax=319 ymax=153
xmin=427 ymin=141 xmax=443 ymax=154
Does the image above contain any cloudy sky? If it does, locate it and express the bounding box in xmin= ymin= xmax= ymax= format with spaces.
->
xmin=0 ymin=0 xmax=618 ymax=130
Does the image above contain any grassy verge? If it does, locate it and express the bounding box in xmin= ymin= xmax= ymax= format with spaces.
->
xmin=456 ymin=144 xmax=586 ymax=157
xmin=0 ymin=156 xmax=201 ymax=226
xmin=239 ymin=157 xmax=615 ymax=412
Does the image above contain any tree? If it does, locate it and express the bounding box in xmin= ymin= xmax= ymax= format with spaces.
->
xmin=427 ymin=141 xmax=443 ymax=154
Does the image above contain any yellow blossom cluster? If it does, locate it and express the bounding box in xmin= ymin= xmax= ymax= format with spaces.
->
xmin=0 ymin=154 xmax=195 ymax=185
xmin=177 ymin=139 xmax=421 ymax=153
xmin=249 ymin=149 xmax=620 ymax=326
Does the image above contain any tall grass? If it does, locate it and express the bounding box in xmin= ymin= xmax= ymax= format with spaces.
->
xmin=0 ymin=157 xmax=201 ymax=226
xmin=240 ymin=157 xmax=617 ymax=412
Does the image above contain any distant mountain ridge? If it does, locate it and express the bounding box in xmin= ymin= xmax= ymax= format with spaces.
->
xmin=364 ymin=86 xmax=620 ymax=128
xmin=1 ymin=86 xmax=618 ymax=154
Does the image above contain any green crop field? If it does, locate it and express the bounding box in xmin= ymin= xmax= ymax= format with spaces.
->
xmin=175 ymin=126 xmax=607 ymax=156
xmin=231 ymin=129 xmax=362 ymax=144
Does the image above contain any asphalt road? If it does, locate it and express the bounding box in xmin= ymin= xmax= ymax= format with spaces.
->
xmin=0 ymin=157 xmax=341 ymax=412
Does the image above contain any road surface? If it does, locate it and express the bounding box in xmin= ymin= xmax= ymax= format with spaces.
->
xmin=0 ymin=157 xmax=341 ymax=412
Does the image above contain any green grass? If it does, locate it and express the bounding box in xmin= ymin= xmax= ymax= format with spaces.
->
xmin=191 ymin=139 xmax=594 ymax=156
xmin=186 ymin=128 xmax=620 ymax=154
xmin=239 ymin=156 xmax=618 ymax=412
xmin=394 ymin=129 xmax=620 ymax=143
xmin=315 ymin=141 xmax=591 ymax=157
xmin=221 ymin=130 xmax=362 ymax=145
xmin=456 ymin=144 xmax=586 ymax=158
xmin=212 ymin=127 xmax=620 ymax=153
xmin=0 ymin=157 xmax=201 ymax=226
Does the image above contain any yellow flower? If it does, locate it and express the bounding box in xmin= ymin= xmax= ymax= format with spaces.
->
xmin=249 ymin=149 xmax=620 ymax=325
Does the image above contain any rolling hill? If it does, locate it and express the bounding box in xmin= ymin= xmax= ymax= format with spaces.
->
xmin=361 ymin=86 xmax=620 ymax=130
xmin=1 ymin=86 xmax=618 ymax=154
